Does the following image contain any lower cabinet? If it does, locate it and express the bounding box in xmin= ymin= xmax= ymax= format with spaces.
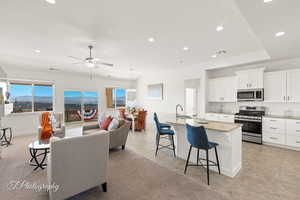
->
xmin=263 ymin=117 xmax=300 ymax=150
xmin=286 ymin=119 xmax=300 ymax=148
xmin=205 ymin=113 xmax=234 ymax=123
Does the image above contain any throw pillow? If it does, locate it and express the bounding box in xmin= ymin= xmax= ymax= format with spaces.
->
xmin=108 ymin=118 xmax=119 ymax=131
xmin=49 ymin=113 xmax=58 ymax=131
xmin=101 ymin=116 xmax=113 ymax=130
xmin=98 ymin=112 xmax=106 ymax=127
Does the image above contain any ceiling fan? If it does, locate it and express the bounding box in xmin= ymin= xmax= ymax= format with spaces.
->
xmin=69 ymin=45 xmax=114 ymax=68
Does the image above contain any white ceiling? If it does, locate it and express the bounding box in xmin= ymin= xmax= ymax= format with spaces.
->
xmin=235 ymin=0 xmax=300 ymax=60
xmin=0 ymin=0 xmax=298 ymax=79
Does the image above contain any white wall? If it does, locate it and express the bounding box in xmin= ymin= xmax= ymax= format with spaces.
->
xmin=136 ymin=67 xmax=207 ymax=124
xmin=1 ymin=66 xmax=136 ymax=136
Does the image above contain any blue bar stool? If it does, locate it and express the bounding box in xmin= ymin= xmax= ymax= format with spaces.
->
xmin=154 ymin=112 xmax=176 ymax=157
xmin=184 ymin=124 xmax=220 ymax=185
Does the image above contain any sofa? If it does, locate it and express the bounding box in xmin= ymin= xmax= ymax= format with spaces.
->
xmin=47 ymin=131 xmax=109 ymax=200
xmin=83 ymin=119 xmax=131 ymax=150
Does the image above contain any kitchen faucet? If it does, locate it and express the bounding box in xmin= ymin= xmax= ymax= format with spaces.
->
xmin=176 ymin=104 xmax=184 ymax=118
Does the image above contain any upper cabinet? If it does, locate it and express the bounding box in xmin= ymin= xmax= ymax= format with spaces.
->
xmin=264 ymin=71 xmax=286 ymax=102
xmin=236 ymin=68 xmax=264 ymax=90
xmin=264 ymin=70 xmax=300 ymax=103
xmin=286 ymin=70 xmax=300 ymax=102
xmin=207 ymin=76 xmax=237 ymax=102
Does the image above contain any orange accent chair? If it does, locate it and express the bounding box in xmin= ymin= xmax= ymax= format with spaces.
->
xmin=40 ymin=112 xmax=52 ymax=142
xmin=134 ymin=110 xmax=147 ymax=131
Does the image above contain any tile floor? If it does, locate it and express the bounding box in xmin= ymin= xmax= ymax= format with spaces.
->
xmin=126 ymin=125 xmax=300 ymax=200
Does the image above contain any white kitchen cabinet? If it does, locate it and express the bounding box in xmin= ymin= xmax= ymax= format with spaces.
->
xmin=264 ymin=71 xmax=286 ymax=102
xmin=207 ymin=78 xmax=219 ymax=102
xmin=263 ymin=117 xmax=300 ymax=150
xmin=264 ymin=70 xmax=300 ymax=103
xmin=236 ymin=68 xmax=264 ymax=90
xmin=207 ymin=76 xmax=236 ymax=102
xmin=286 ymin=119 xmax=300 ymax=148
xmin=263 ymin=117 xmax=286 ymax=145
xmin=205 ymin=113 xmax=234 ymax=123
xmin=286 ymin=70 xmax=300 ymax=102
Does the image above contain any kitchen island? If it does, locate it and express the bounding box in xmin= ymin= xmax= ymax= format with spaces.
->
xmin=167 ymin=118 xmax=242 ymax=178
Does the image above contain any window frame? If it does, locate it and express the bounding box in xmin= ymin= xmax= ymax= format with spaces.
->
xmin=8 ymin=81 xmax=55 ymax=114
xmin=106 ymin=87 xmax=127 ymax=109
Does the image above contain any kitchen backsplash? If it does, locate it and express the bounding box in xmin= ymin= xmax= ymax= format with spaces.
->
xmin=208 ymin=102 xmax=300 ymax=117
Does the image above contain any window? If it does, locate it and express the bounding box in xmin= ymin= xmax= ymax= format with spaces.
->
xmin=64 ymin=91 xmax=98 ymax=122
xmin=10 ymin=83 xmax=33 ymax=113
xmin=64 ymin=91 xmax=82 ymax=122
xmin=9 ymin=83 xmax=53 ymax=113
xmin=82 ymin=92 xmax=98 ymax=121
xmin=106 ymin=88 xmax=126 ymax=108
xmin=113 ymin=88 xmax=126 ymax=107
xmin=34 ymin=85 xmax=53 ymax=112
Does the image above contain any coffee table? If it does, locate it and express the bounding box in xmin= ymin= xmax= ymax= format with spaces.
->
xmin=0 ymin=127 xmax=12 ymax=147
xmin=28 ymin=141 xmax=50 ymax=170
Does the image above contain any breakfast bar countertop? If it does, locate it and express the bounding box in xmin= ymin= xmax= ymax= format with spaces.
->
xmin=166 ymin=118 xmax=242 ymax=132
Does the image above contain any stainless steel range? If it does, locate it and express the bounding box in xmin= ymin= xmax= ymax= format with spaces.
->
xmin=234 ymin=106 xmax=265 ymax=144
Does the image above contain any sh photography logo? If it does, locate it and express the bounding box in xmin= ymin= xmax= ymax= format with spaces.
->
xmin=7 ymin=179 xmax=60 ymax=193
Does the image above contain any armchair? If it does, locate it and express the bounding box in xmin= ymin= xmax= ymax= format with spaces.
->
xmin=38 ymin=112 xmax=65 ymax=143
xmin=47 ymin=131 xmax=109 ymax=200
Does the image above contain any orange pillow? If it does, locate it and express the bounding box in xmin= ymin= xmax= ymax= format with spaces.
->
xmin=101 ymin=116 xmax=113 ymax=130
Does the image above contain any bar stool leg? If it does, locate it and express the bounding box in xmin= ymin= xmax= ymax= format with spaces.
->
xmin=155 ymin=133 xmax=160 ymax=156
xmin=197 ymin=149 xmax=199 ymax=165
xmin=206 ymin=150 xmax=210 ymax=185
xmin=171 ymin=135 xmax=176 ymax=157
xmin=215 ymin=147 xmax=221 ymax=174
xmin=184 ymin=145 xmax=192 ymax=174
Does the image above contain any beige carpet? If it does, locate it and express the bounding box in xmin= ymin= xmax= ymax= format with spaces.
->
xmin=0 ymin=135 xmax=228 ymax=200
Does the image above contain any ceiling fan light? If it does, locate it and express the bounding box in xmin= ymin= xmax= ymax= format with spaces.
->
xmin=86 ymin=62 xmax=95 ymax=68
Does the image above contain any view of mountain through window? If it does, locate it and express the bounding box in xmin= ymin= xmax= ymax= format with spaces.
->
xmin=10 ymin=83 xmax=33 ymax=112
xmin=34 ymin=85 xmax=53 ymax=111
xmin=10 ymin=83 xmax=53 ymax=113
xmin=64 ymin=91 xmax=98 ymax=122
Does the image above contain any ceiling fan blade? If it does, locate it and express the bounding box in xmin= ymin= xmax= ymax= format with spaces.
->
xmin=72 ymin=62 xmax=84 ymax=65
xmin=68 ymin=56 xmax=84 ymax=61
xmin=99 ymin=62 xmax=114 ymax=67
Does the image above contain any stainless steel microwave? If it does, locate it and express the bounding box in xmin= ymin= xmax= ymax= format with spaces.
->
xmin=237 ymin=89 xmax=264 ymax=101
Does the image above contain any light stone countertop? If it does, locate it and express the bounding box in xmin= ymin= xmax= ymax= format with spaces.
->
xmin=206 ymin=112 xmax=236 ymax=115
xmin=166 ymin=118 xmax=242 ymax=132
xmin=264 ymin=115 xmax=300 ymax=120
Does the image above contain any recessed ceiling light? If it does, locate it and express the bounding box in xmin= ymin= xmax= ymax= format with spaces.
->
xmin=34 ymin=49 xmax=41 ymax=53
xmin=148 ymin=37 xmax=155 ymax=42
xmin=216 ymin=26 xmax=224 ymax=32
xmin=45 ymin=0 xmax=56 ymax=4
xmin=275 ymin=32 xmax=285 ymax=37
xmin=264 ymin=0 xmax=273 ymax=3
xmin=211 ymin=54 xmax=217 ymax=58
xmin=183 ymin=46 xmax=189 ymax=51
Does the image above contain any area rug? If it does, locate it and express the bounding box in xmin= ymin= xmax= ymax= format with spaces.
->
xmin=0 ymin=135 xmax=228 ymax=200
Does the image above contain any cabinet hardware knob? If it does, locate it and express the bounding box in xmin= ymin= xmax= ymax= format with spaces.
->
xmin=270 ymin=127 xmax=277 ymax=130
xmin=270 ymin=137 xmax=277 ymax=139
xmin=270 ymin=120 xmax=277 ymax=122
xmin=296 ymin=141 xmax=300 ymax=143
xmin=296 ymin=130 xmax=300 ymax=132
